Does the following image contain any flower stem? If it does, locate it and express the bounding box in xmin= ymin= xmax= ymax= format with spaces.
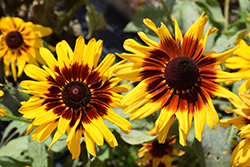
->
xmin=160 ymin=0 xmax=174 ymax=32
xmin=5 ymin=114 xmax=32 ymax=124
xmin=60 ymin=0 xmax=88 ymax=27
xmin=224 ymin=0 xmax=230 ymax=32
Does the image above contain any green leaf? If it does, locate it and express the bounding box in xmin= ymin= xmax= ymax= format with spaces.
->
xmin=165 ymin=0 xmax=176 ymax=13
xmin=192 ymin=124 xmax=235 ymax=167
xmin=1 ymin=88 xmax=21 ymax=116
xmin=195 ymin=0 xmax=225 ymax=24
xmin=123 ymin=4 xmax=165 ymax=33
xmin=120 ymin=129 xmax=157 ymax=145
xmin=1 ymin=120 xmax=29 ymax=145
xmin=172 ymin=1 xmax=203 ymax=32
xmin=28 ymin=140 xmax=49 ymax=167
xmin=44 ymin=134 xmax=67 ymax=153
xmin=85 ymin=4 xmax=107 ymax=39
xmin=0 ymin=136 xmax=29 ymax=163
xmin=239 ymin=0 xmax=250 ymax=11
xmin=212 ymin=29 xmax=250 ymax=53
xmin=16 ymin=82 xmax=31 ymax=101
xmin=0 ymin=156 xmax=30 ymax=167
xmin=0 ymin=104 xmax=13 ymax=121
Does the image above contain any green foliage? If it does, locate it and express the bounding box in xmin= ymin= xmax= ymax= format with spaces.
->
xmin=85 ymin=4 xmax=107 ymax=39
xmin=121 ymin=129 xmax=157 ymax=145
xmin=0 ymin=136 xmax=30 ymax=166
xmin=28 ymin=140 xmax=50 ymax=167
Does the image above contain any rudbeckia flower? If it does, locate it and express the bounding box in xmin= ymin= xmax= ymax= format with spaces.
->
xmin=18 ymin=36 xmax=132 ymax=159
xmin=115 ymin=12 xmax=241 ymax=146
xmin=220 ymin=93 xmax=250 ymax=166
xmin=225 ymin=33 xmax=250 ymax=93
xmin=138 ymin=136 xmax=184 ymax=167
xmin=0 ymin=17 xmax=53 ymax=81
xmin=0 ymin=83 xmax=6 ymax=116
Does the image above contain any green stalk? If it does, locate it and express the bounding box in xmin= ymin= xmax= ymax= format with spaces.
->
xmin=160 ymin=0 xmax=174 ymax=32
xmin=4 ymin=114 xmax=32 ymax=124
xmin=59 ymin=0 xmax=88 ymax=27
xmin=224 ymin=0 xmax=230 ymax=32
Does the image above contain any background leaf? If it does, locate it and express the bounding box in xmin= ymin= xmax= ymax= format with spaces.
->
xmin=192 ymin=124 xmax=235 ymax=167
xmin=0 ymin=136 xmax=30 ymax=164
xmin=120 ymin=129 xmax=157 ymax=145
xmin=28 ymin=139 xmax=49 ymax=167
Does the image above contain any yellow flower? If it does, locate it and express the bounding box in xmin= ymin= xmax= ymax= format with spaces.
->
xmin=221 ymin=93 xmax=250 ymax=166
xmin=225 ymin=33 xmax=250 ymax=93
xmin=18 ymin=36 xmax=132 ymax=159
xmin=0 ymin=83 xmax=6 ymax=116
xmin=138 ymin=136 xmax=184 ymax=167
xmin=114 ymin=12 xmax=242 ymax=146
xmin=0 ymin=17 xmax=53 ymax=81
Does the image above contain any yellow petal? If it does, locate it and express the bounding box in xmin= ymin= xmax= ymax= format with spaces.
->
xmin=138 ymin=31 xmax=158 ymax=47
xmin=129 ymin=100 xmax=162 ymax=120
xmin=82 ymin=122 xmax=103 ymax=146
xmin=56 ymin=40 xmax=71 ymax=70
xmin=91 ymin=117 xmax=118 ymax=147
xmin=84 ymin=130 xmax=96 ymax=157
xmin=33 ymin=24 xmax=53 ymax=37
xmin=24 ymin=64 xmax=49 ymax=81
xmin=48 ymin=130 xmax=63 ymax=150
xmin=172 ymin=17 xmax=183 ymax=43
xmin=73 ymin=36 xmax=85 ymax=64
xmin=39 ymin=47 xmax=58 ymax=70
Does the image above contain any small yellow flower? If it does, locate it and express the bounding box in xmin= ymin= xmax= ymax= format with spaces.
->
xmin=0 ymin=17 xmax=53 ymax=81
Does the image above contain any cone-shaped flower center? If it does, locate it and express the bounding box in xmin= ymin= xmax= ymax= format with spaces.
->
xmin=165 ymin=56 xmax=199 ymax=90
xmin=62 ymin=81 xmax=91 ymax=109
xmin=150 ymin=140 xmax=172 ymax=158
xmin=5 ymin=31 xmax=24 ymax=49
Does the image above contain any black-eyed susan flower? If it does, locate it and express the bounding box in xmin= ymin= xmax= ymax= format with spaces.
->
xmin=225 ymin=33 xmax=250 ymax=93
xmin=0 ymin=17 xmax=53 ymax=81
xmin=0 ymin=83 xmax=6 ymax=116
xmin=138 ymin=135 xmax=184 ymax=167
xmin=221 ymin=93 xmax=250 ymax=166
xmin=18 ymin=36 xmax=132 ymax=159
xmin=115 ymin=12 xmax=242 ymax=146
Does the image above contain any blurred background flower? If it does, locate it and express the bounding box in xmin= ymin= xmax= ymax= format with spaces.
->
xmin=0 ymin=17 xmax=52 ymax=81
xmin=137 ymin=135 xmax=184 ymax=167
xmin=220 ymin=93 xmax=250 ymax=166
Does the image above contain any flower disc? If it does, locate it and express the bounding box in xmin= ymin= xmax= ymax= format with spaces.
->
xmin=62 ymin=81 xmax=91 ymax=109
xmin=5 ymin=31 xmax=23 ymax=49
xmin=165 ymin=55 xmax=199 ymax=90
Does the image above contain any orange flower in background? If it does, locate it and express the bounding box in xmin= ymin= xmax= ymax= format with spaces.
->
xmin=18 ymin=36 xmax=132 ymax=159
xmin=221 ymin=93 xmax=250 ymax=166
xmin=138 ymin=136 xmax=184 ymax=167
xmin=115 ymin=12 xmax=242 ymax=146
xmin=225 ymin=33 xmax=250 ymax=93
xmin=0 ymin=17 xmax=53 ymax=81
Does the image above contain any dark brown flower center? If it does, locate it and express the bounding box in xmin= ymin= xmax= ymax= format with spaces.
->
xmin=165 ymin=55 xmax=199 ymax=90
xmin=150 ymin=140 xmax=172 ymax=158
xmin=5 ymin=31 xmax=24 ymax=49
xmin=62 ymin=81 xmax=91 ymax=109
